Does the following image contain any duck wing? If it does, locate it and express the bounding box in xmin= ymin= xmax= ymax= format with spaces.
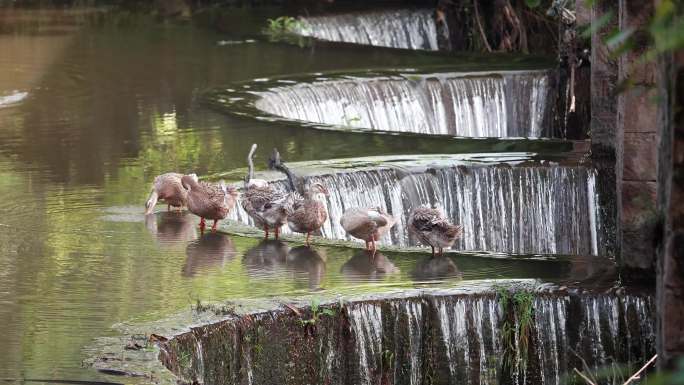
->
xmin=409 ymin=207 xmax=441 ymax=231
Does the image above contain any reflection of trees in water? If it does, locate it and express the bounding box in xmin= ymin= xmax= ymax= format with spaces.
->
xmin=287 ymin=246 xmax=326 ymax=290
xmin=411 ymin=256 xmax=462 ymax=281
xmin=182 ymin=233 xmax=236 ymax=277
xmin=242 ymin=240 xmax=290 ymax=274
xmin=341 ymin=250 xmax=399 ymax=281
xmin=145 ymin=211 xmax=197 ymax=246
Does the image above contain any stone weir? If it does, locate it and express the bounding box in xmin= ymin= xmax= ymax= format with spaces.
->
xmin=225 ymin=154 xmax=606 ymax=256
xmin=157 ymin=283 xmax=654 ymax=385
xmin=207 ymin=68 xmax=557 ymax=138
xmin=290 ymin=9 xmax=441 ymax=51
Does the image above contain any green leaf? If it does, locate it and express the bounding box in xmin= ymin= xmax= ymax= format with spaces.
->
xmin=310 ymin=297 xmax=320 ymax=312
xmin=524 ymin=0 xmax=541 ymax=8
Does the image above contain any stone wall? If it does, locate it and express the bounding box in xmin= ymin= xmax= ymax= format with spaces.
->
xmin=159 ymin=287 xmax=656 ymax=385
xmin=589 ymin=1 xmax=658 ymax=280
xmin=656 ymin=48 xmax=684 ymax=370
xmin=616 ymin=1 xmax=658 ymax=282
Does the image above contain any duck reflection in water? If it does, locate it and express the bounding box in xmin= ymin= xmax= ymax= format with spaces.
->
xmin=341 ymin=250 xmax=399 ymax=282
xmin=145 ymin=211 xmax=197 ymax=247
xmin=287 ymin=246 xmax=326 ymax=290
xmin=182 ymin=233 xmax=237 ymax=277
xmin=411 ymin=256 xmax=463 ymax=281
xmin=242 ymin=240 xmax=290 ymax=274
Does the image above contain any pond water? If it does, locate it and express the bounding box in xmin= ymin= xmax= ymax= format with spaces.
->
xmin=0 ymin=7 xmax=585 ymax=383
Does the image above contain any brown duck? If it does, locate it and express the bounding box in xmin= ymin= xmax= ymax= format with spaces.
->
xmin=285 ymin=184 xmax=329 ymax=245
xmin=269 ymin=148 xmax=329 ymax=245
xmin=241 ymin=144 xmax=288 ymax=239
xmin=181 ymin=175 xmax=238 ymax=232
xmin=145 ymin=172 xmax=197 ymax=214
xmin=408 ymin=206 xmax=462 ymax=256
xmin=340 ymin=207 xmax=396 ymax=251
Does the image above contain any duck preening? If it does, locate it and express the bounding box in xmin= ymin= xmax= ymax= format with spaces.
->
xmin=241 ymin=144 xmax=288 ymax=239
xmin=269 ymin=148 xmax=329 ymax=246
xmin=284 ymin=183 xmax=329 ymax=245
xmin=340 ymin=207 xmax=395 ymax=251
xmin=181 ymin=174 xmax=238 ymax=232
xmin=408 ymin=206 xmax=463 ymax=256
xmin=145 ymin=172 xmax=196 ymax=214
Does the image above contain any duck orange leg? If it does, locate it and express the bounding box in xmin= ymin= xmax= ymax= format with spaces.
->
xmin=211 ymin=219 xmax=218 ymax=232
xmin=264 ymin=225 xmax=269 ymax=239
xmin=199 ymin=217 xmax=206 ymax=233
xmin=274 ymin=226 xmax=280 ymax=240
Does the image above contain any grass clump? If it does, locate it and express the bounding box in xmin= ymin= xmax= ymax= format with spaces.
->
xmin=496 ymin=287 xmax=535 ymax=375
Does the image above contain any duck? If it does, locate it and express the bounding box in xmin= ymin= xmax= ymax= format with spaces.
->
xmin=181 ymin=174 xmax=238 ymax=232
xmin=241 ymin=144 xmax=289 ymax=239
xmin=285 ymin=183 xmax=329 ymax=245
xmin=340 ymin=207 xmax=396 ymax=251
xmin=408 ymin=206 xmax=463 ymax=256
xmin=145 ymin=172 xmax=197 ymax=214
xmin=268 ymin=148 xmax=328 ymax=245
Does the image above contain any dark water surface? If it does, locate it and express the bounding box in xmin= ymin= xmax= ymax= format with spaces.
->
xmin=0 ymin=7 xmax=576 ymax=382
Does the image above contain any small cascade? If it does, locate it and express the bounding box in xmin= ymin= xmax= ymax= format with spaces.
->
xmin=570 ymin=294 xmax=656 ymax=373
xmin=389 ymin=299 xmax=425 ymax=385
xmin=254 ymin=71 xmax=553 ymax=138
xmin=192 ymin=335 xmax=206 ymax=385
xmin=230 ymin=163 xmax=602 ymax=256
xmin=432 ymin=295 xmax=501 ymax=385
xmin=293 ymin=9 xmax=440 ymax=50
xmin=161 ymin=290 xmax=655 ymax=385
xmin=347 ymin=302 xmax=384 ymax=385
xmin=533 ymin=297 xmax=568 ymax=385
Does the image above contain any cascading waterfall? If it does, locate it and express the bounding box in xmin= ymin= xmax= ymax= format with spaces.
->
xmin=348 ymin=302 xmax=383 ymax=385
xmin=293 ymin=9 xmax=440 ymax=50
xmin=432 ymin=296 xmax=501 ymax=385
xmin=230 ymin=164 xmax=602 ymax=255
xmin=253 ymin=71 xmax=553 ymax=138
xmin=533 ymin=297 xmax=568 ymax=385
xmin=164 ymin=291 xmax=655 ymax=385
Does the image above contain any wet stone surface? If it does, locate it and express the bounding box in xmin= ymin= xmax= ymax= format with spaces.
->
xmin=87 ymin=281 xmax=655 ymax=385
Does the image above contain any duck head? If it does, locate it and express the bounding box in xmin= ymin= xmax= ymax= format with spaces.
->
xmin=306 ymin=182 xmax=329 ymax=199
xmin=181 ymin=173 xmax=199 ymax=190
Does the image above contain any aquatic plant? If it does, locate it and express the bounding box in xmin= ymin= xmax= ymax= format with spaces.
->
xmin=264 ymin=16 xmax=304 ymax=37
xmin=496 ymin=287 xmax=535 ymax=375
xmin=299 ymin=297 xmax=336 ymax=326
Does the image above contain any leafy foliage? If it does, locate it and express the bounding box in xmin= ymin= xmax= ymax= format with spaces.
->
xmin=299 ymin=297 xmax=336 ymax=326
xmin=264 ymin=16 xmax=304 ymax=37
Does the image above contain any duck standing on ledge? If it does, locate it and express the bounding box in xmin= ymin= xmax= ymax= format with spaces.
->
xmin=181 ymin=175 xmax=238 ymax=232
xmin=145 ymin=172 xmax=197 ymax=214
xmin=285 ymin=183 xmax=329 ymax=245
xmin=340 ymin=207 xmax=395 ymax=251
xmin=269 ymin=148 xmax=328 ymax=246
xmin=408 ymin=206 xmax=462 ymax=256
xmin=241 ymin=144 xmax=288 ymax=239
